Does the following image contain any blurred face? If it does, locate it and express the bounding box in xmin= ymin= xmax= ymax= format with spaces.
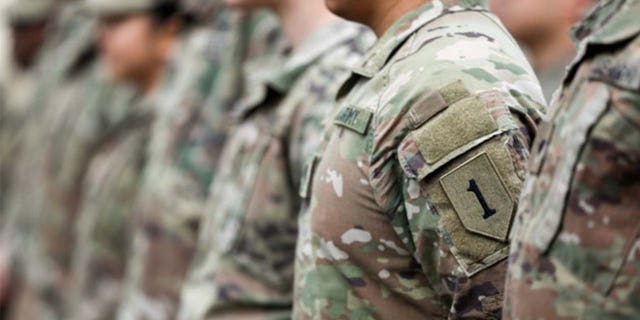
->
xmin=98 ymin=13 xmax=164 ymax=84
xmin=490 ymin=0 xmax=566 ymax=45
xmin=11 ymin=21 xmax=48 ymax=69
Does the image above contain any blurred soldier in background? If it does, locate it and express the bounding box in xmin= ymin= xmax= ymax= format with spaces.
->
xmin=505 ymin=0 xmax=640 ymax=318
xmin=1 ymin=1 xmax=106 ymax=318
xmin=116 ymin=0 xmax=285 ymax=318
xmin=0 ymin=0 xmax=58 ymax=230
xmin=176 ymin=0 xmax=373 ymax=318
xmin=490 ymin=0 xmax=595 ymax=102
xmin=63 ymin=0 xmax=186 ymax=319
xmin=0 ymin=0 xmax=58 ymax=309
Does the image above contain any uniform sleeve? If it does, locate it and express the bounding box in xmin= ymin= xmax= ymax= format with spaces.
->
xmin=538 ymin=87 xmax=640 ymax=317
xmin=396 ymin=83 xmax=538 ymax=318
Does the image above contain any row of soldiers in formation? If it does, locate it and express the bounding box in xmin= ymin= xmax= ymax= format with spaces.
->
xmin=0 ymin=0 xmax=637 ymax=319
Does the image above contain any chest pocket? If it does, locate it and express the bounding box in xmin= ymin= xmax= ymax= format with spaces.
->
xmin=397 ymin=81 xmax=530 ymax=276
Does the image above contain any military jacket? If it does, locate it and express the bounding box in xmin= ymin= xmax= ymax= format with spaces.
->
xmin=177 ymin=20 xmax=372 ymax=320
xmin=505 ymin=0 xmax=640 ymax=318
xmin=117 ymin=9 xmax=284 ymax=320
xmin=64 ymin=92 xmax=154 ymax=320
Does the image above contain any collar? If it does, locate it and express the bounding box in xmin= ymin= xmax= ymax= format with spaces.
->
xmin=266 ymin=19 xmax=365 ymax=93
xmin=232 ymin=19 xmax=364 ymax=120
xmin=570 ymin=0 xmax=640 ymax=45
xmin=353 ymin=0 xmax=489 ymax=78
xmin=563 ymin=0 xmax=640 ymax=84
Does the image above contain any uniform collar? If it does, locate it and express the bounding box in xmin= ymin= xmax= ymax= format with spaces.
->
xmin=353 ymin=0 xmax=489 ymax=78
xmin=570 ymin=0 xmax=640 ymax=45
xmin=233 ymin=19 xmax=363 ymax=120
xmin=266 ymin=19 xmax=364 ymax=93
xmin=562 ymin=0 xmax=640 ymax=85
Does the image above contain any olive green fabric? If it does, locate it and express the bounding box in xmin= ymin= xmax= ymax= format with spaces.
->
xmin=334 ymin=106 xmax=373 ymax=135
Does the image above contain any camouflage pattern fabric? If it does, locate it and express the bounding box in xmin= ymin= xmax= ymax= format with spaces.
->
xmin=1 ymin=1 xmax=96 ymax=261
xmin=117 ymin=9 xmax=285 ymax=320
xmin=292 ymin=1 xmax=546 ymax=319
xmin=0 ymin=68 xmax=37 ymax=220
xmin=177 ymin=20 xmax=373 ymax=320
xmin=65 ymin=92 xmax=155 ymax=320
xmin=1 ymin=4 xmax=113 ymax=319
xmin=505 ymin=0 xmax=640 ymax=319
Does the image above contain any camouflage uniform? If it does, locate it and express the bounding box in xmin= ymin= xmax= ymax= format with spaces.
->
xmin=0 ymin=65 xmax=37 ymax=221
xmin=1 ymin=3 xmax=116 ymax=319
xmin=504 ymin=0 xmax=640 ymax=318
xmin=177 ymin=20 xmax=373 ymax=320
xmin=292 ymin=1 xmax=546 ymax=319
xmin=61 ymin=0 xmax=188 ymax=318
xmin=2 ymin=0 xmax=96 ymax=260
xmin=0 ymin=0 xmax=63 ymax=228
xmin=117 ymin=8 xmax=285 ymax=320
xmin=66 ymin=91 xmax=154 ymax=320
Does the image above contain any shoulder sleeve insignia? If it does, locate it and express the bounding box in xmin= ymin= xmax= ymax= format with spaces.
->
xmin=439 ymin=152 xmax=515 ymax=241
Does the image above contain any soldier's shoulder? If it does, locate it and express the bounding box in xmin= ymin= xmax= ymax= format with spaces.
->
xmin=381 ymin=10 xmax=538 ymax=98
xmin=588 ymin=34 xmax=640 ymax=93
xmin=394 ymin=9 xmax=514 ymax=61
xmin=568 ymin=0 xmax=640 ymax=90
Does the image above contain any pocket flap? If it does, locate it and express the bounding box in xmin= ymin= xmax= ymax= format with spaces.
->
xmin=399 ymin=90 xmax=516 ymax=180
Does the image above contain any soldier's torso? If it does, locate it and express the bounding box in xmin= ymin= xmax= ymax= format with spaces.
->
xmin=505 ymin=0 xmax=640 ymax=318
xmin=178 ymin=21 xmax=372 ymax=320
xmin=294 ymin=2 xmax=545 ymax=319
xmin=68 ymin=98 xmax=153 ymax=320
xmin=118 ymin=11 xmax=287 ymax=320
xmin=118 ymin=23 xmax=237 ymax=319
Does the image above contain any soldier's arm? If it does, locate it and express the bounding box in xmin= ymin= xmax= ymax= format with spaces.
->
xmin=396 ymin=82 xmax=539 ymax=319
xmin=543 ymin=86 xmax=640 ymax=318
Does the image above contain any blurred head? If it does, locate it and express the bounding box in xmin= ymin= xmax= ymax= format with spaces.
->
xmin=490 ymin=0 xmax=594 ymax=46
xmin=11 ymin=21 xmax=49 ymax=69
xmin=92 ymin=0 xmax=182 ymax=89
xmin=7 ymin=0 xmax=60 ymax=69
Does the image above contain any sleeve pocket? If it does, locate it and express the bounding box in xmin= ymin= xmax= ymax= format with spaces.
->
xmin=398 ymin=89 xmax=526 ymax=276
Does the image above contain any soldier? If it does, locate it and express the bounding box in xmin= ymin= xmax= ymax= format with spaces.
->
xmin=490 ymin=0 xmax=595 ymax=102
xmin=0 ymin=2 xmax=113 ymax=319
xmin=0 ymin=0 xmax=59 ymax=226
xmin=0 ymin=0 xmax=59 ymax=307
xmin=292 ymin=0 xmax=546 ymax=319
xmin=63 ymin=0 xmax=186 ymax=319
xmin=116 ymin=1 xmax=285 ymax=319
xmin=504 ymin=0 xmax=640 ymax=318
xmin=176 ymin=0 xmax=373 ymax=319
